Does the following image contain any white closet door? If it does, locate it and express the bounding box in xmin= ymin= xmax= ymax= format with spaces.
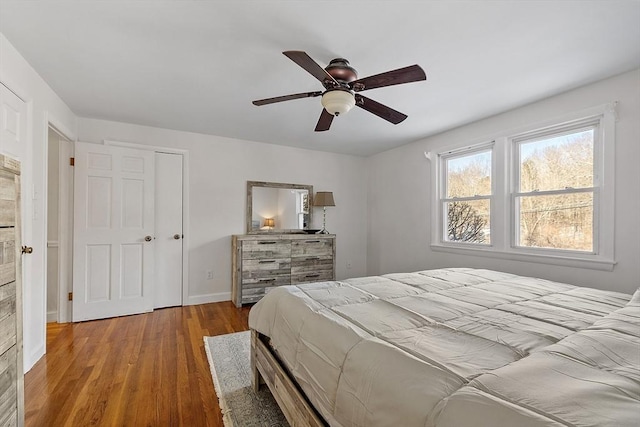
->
xmin=0 ymin=84 xmax=26 ymax=160
xmin=154 ymin=152 xmax=183 ymax=309
xmin=72 ymin=142 xmax=155 ymax=321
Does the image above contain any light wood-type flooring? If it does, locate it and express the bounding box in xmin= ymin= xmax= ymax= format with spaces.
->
xmin=25 ymin=302 xmax=251 ymax=426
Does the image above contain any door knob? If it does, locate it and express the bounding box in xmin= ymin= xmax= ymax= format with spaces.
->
xmin=173 ymin=234 xmax=181 ymax=240
xmin=144 ymin=235 xmax=153 ymax=242
xmin=21 ymin=245 xmax=33 ymax=254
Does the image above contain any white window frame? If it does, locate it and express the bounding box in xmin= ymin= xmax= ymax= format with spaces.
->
xmin=431 ymin=103 xmax=616 ymax=271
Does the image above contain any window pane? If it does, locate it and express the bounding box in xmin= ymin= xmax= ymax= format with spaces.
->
xmin=445 ymin=200 xmax=490 ymax=244
xmin=446 ymin=151 xmax=491 ymax=198
xmin=517 ymin=192 xmax=593 ymax=251
xmin=519 ymin=129 xmax=594 ymax=192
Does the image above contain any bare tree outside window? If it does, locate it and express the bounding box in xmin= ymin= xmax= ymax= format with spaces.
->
xmin=447 ymin=201 xmax=487 ymax=243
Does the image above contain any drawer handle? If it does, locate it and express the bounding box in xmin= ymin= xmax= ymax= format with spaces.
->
xmin=259 ymin=260 xmax=276 ymax=264
xmin=305 ymin=274 xmax=320 ymax=278
xmin=305 ymin=240 xmax=321 ymax=243
xmin=258 ymin=241 xmax=277 ymax=245
xmin=259 ymin=278 xmax=276 ymax=282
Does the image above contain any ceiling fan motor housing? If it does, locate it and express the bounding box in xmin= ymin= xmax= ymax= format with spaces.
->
xmin=325 ymin=58 xmax=358 ymax=84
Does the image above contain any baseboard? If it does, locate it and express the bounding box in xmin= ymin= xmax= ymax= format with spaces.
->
xmin=25 ymin=343 xmax=46 ymax=373
xmin=47 ymin=310 xmax=58 ymax=323
xmin=186 ymin=292 xmax=231 ymax=306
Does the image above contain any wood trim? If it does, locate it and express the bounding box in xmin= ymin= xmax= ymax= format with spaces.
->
xmin=251 ymin=330 xmax=326 ymax=427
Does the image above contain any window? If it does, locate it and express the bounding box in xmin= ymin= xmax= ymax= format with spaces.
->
xmin=513 ymin=123 xmax=597 ymax=253
xmin=432 ymin=103 xmax=615 ymax=270
xmin=440 ymin=146 xmax=492 ymax=245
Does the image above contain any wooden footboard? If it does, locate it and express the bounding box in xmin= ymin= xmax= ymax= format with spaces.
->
xmin=250 ymin=329 xmax=326 ymax=427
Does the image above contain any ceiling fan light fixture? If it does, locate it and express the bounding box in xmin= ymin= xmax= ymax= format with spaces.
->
xmin=321 ymin=90 xmax=355 ymax=116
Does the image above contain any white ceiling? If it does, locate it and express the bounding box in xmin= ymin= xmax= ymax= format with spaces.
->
xmin=1 ymin=1 xmax=639 ymax=156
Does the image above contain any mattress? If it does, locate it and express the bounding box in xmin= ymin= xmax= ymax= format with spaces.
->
xmin=248 ymin=268 xmax=639 ymax=427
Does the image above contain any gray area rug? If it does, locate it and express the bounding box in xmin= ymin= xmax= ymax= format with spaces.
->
xmin=204 ymin=331 xmax=289 ymax=427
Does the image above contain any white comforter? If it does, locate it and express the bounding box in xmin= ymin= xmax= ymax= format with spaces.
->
xmin=248 ymin=268 xmax=639 ymax=427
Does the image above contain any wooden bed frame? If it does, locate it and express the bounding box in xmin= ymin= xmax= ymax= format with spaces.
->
xmin=250 ymin=329 xmax=327 ymax=427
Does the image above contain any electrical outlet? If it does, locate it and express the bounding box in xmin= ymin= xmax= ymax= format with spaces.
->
xmin=346 ymin=260 xmax=352 ymax=269
xmin=206 ymin=270 xmax=213 ymax=280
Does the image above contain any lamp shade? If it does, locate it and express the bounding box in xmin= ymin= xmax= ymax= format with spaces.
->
xmin=314 ymin=192 xmax=335 ymax=207
xmin=264 ymin=218 xmax=275 ymax=228
xmin=321 ymin=90 xmax=355 ymax=116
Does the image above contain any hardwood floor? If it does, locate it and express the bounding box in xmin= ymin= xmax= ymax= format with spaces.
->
xmin=25 ymin=302 xmax=251 ymax=427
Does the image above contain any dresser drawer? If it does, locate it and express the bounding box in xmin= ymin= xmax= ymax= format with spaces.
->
xmin=242 ymin=258 xmax=291 ymax=278
xmin=291 ymin=255 xmax=333 ymax=272
xmin=0 ymin=345 xmax=17 ymax=422
xmin=242 ymin=240 xmax=291 ymax=259
xmin=240 ymin=282 xmax=283 ymax=304
xmin=0 ymin=229 xmax=15 ymax=287
xmin=242 ymin=275 xmax=291 ymax=289
xmin=291 ymin=270 xmax=334 ymax=284
xmin=0 ymin=282 xmax=16 ymax=356
xmin=291 ymin=238 xmax=332 ymax=257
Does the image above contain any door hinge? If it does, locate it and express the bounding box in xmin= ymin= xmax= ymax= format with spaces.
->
xmin=70 ymin=157 xmax=75 ymax=166
xmin=68 ymin=292 xmax=73 ymax=301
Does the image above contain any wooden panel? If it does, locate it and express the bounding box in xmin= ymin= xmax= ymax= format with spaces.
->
xmin=0 ymin=283 xmax=16 ymax=356
xmin=0 ymin=158 xmax=19 ymax=176
xmin=291 ymin=255 xmax=333 ymax=271
xmin=242 ymin=240 xmax=291 ymax=259
xmin=0 ymin=230 xmax=15 ymax=287
xmin=0 ymin=343 xmax=17 ymax=425
xmin=291 ymin=238 xmax=332 ymax=257
xmin=0 ymin=170 xmax=17 ymax=226
xmin=0 ymin=148 xmax=21 ymax=427
xmin=291 ymin=270 xmax=334 ymax=285
xmin=252 ymin=331 xmax=326 ymax=427
xmin=242 ymin=258 xmax=291 ymax=277
xmin=242 ymin=275 xmax=291 ymax=289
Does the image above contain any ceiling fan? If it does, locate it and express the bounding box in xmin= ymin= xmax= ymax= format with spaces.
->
xmin=252 ymin=51 xmax=427 ymax=132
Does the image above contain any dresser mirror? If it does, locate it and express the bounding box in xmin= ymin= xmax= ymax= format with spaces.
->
xmin=246 ymin=181 xmax=313 ymax=234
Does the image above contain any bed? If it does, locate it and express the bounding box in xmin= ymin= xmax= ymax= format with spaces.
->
xmin=248 ymin=268 xmax=640 ymax=427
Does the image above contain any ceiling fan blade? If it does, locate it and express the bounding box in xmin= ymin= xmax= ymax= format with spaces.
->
xmin=355 ymin=94 xmax=407 ymax=124
xmin=349 ymin=65 xmax=426 ymax=92
xmin=315 ymin=109 xmax=334 ymax=132
xmin=252 ymin=91 xmax=322 ymax=106
xmin=283 ymin=51 xmax=338 ymax=86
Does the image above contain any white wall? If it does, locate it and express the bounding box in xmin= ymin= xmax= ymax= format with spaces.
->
xmin=0 ymin=33 xmax=78 ymax=371
xmin=367 ymin=69 xmax=640 ymax=295
xmin=77 ymin=118 xmax=368 ymax=303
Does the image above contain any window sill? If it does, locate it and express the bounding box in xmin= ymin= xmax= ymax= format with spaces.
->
xmin=430 ymin=243 xmax=616 ymax=271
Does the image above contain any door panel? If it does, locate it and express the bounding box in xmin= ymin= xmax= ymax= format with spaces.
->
xmin=73 ymin=142 xmax=154 ymax=321
xmin=154 ymin=152 xmax=183 ymax=309
xmin=0 ymin=84 xmax=25 ymax=160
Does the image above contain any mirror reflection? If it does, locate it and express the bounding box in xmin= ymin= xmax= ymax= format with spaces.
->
xmin=247 ymin=181 xmax=313 ymax=233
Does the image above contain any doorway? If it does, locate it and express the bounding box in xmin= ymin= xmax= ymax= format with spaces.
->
xmin=46 ymin=127 xmax=73 ymax=329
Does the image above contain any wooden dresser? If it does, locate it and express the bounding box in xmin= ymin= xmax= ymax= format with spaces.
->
xmin=232 ymin=234 xmax=335 ymax=307
xmin=0 ymin=155 xmax=23 ymax=426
